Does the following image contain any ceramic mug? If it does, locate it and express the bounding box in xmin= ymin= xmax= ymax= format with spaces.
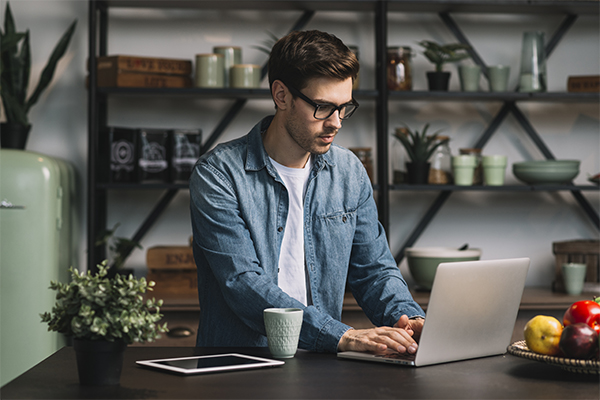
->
xmin=230 ymin=64 xmax=261 ymax=88
xmin=264 ymin=308 xmax=303 ymax=358
xmin=562 ymin=263 xmax=587 ymax=295
xmin=194 ymin=54 xmax=224 ymax=88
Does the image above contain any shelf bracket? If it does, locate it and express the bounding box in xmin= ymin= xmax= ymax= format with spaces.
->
xmin=395 ymin=191 xmax=453 ymax=264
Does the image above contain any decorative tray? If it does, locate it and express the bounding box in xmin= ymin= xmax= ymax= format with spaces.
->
xmin=508 ymin=340 xmax=600 ymax=374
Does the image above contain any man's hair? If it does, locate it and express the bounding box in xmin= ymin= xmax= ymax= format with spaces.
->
xmin=268 ymin=30 xmax=359 ymax=92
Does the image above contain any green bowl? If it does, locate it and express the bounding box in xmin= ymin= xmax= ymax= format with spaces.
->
xmin=512 ymin=166 xmax=579 ymax=185
xmin=406 ymin=247 xmax=482 ymax=290
xmin=512 ymin=160 xmax=580 ymax=169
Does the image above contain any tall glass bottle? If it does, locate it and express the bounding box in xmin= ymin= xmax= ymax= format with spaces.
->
xmin=518 ymin=31 xmax=547 ymax=92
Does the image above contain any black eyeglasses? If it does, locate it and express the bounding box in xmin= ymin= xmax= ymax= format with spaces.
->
xmin=286 ymin=84 xmax=359 ymax=120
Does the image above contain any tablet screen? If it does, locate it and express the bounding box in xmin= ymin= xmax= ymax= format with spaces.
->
xmin=137 ymin=353 xmax=284 ymax=375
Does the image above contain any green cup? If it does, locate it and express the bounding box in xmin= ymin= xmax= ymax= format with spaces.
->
xmin=488 ymin=65 xmax=510 ymax=92
xmin=562 ymin=263 xmax=587 ymax=295
xmin=264 ymin=308 xmax=303 ymax=358
xmin=452 ymin=155 xmax=477 ymax=186
xmin=459 ymin=65 xmax=481 ymax=92
xmin=482 ymin=155 xmax=508 ymax=186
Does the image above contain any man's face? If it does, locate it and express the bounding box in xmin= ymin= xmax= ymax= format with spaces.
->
xmin=284 ymin=77 xmax=354 ymax=156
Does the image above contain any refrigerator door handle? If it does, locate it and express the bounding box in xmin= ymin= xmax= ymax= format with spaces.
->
xmin=0 ymin=199 xmax=25 ymax=209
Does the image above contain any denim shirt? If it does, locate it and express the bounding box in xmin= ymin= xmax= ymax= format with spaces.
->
xmin=190 ymin=116 xmax=425 ymax=353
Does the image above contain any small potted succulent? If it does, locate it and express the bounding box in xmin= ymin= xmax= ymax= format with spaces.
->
xmin=40 ymin=261 xmax=168 ymax=386
xmin=392 ymin=123 xmax=448 ymax=184
xmin=417 ymin=40 xmax=471 ymax=91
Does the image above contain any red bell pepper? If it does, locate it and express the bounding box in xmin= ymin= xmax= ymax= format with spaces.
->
xmin=563 ymin=300 xmax=600 ymax=335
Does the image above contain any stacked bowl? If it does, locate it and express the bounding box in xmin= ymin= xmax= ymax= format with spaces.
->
xmin=512 ymin=160 xmax=580 ymax=185
xmin=405 ymin=247 xmax=482 ymax=290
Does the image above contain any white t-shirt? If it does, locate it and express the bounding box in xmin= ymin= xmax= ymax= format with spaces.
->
xmin=270 ymin=156 xmax=312 ymax=306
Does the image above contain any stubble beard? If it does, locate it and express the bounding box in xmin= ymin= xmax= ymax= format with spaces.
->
xmin=284 ymin=103 xmax=338 ymax=156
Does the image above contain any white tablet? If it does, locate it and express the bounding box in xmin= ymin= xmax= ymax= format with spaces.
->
xmin=136 ymin=353 xmax=285 ymax=375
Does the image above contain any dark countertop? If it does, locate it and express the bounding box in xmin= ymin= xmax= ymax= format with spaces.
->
xmin=2 ymin=346 xmax=598 ymax=399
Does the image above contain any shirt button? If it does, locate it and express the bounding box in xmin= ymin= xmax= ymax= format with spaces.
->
xmin=342 ymin=216 xmax=347 ymax=223
xmin=277 ymin=226 xmax=283 ymax=232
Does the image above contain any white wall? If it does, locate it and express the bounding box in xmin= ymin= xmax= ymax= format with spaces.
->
xmin=5 ymin=1 xmax=599 ymax=288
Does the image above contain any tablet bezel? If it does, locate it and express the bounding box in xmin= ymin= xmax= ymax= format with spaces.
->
xmin=136 ymin=353 xmax=285 ymax=375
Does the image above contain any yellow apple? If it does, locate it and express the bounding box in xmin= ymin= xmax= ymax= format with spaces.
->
xmin=524 ymin=315 xmax=563 ymax=356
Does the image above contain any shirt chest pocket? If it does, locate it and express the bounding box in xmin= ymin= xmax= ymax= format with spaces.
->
xmin=313 ymin=209 xmax=357 ymax=251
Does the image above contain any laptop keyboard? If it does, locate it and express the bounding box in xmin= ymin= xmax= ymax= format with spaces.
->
xmin=375 ymin=352 xmax=416 ymax=362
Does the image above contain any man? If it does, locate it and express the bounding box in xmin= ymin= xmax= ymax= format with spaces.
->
xmin=190 ymin=30 xmax=424 ymax=354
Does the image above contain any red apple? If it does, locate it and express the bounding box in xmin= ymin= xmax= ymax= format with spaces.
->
xmin=558 ymin=323 xmax=599 ymax=360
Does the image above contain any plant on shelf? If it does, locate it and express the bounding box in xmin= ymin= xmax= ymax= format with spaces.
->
xmin=392 ymin=123 xmax=448 ymax=184
xmin=417 ymin=40 xmax=471 ymax=91
xmin=0 ymin=2 xmax=77 ymax=149
xmin=40 ymin=261 xmax=168 ymax=385
xmin=95 ymin=222 xmax=142 ymax=275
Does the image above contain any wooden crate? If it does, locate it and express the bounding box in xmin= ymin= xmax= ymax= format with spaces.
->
xmin=567 ymin=75 xmax=600 ymax=93
xmin=147 ymin=269 xmax=198 ymax=297
xmin=146 ymin=246 xmax=197 ymax=297
xmin=552 ymin=239 xmax=599 ymax=292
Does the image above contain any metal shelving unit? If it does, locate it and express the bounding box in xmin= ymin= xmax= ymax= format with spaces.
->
xmin=87 ymin=0 xmax=599 ymax=271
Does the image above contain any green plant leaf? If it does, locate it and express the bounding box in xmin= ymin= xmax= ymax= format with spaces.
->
xmin=3 ymin=3 xmax=17 ymax=38
xmin=25 ymin=19 xmax=76 ymax=113
xmin=15 ymin=29 xmax=30 ymax=107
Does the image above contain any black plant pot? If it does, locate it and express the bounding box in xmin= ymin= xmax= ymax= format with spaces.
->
xmin=1 ymin=122 xmax=32 ymax=149
xmin=426 ymin=71 xmax=451 ymax=91
xmin=406 ymin=162 xmax=431 ymax=184
xmin=73 ymin=339 xmax=127 ymax=386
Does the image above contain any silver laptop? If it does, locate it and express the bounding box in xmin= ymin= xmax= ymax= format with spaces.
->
xmin=338 ymin=258 xmax=530 ymax=367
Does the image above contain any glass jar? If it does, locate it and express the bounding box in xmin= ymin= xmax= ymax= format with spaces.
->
xmin=392 ymin=128 xmax=408 ymax=184
xmin=459 ymin=148 xmax=483 ymax=185
xmin=428 ymin=136 xmax=452 ymax=184
xmin=348 ymin=45 xmax=360 ymax=91
xmin=349 ymin=147 xmax=374 ymax=183
xmin=387 ymin=46 xmax=413 ymax=91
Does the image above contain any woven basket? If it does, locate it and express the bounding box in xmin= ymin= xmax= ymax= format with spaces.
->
xmin=508 ymin=340 xmax=599 ymax=374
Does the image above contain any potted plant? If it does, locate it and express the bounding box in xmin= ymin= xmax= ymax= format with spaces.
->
xmin=392 ymin=123 xmax=448 ymax=184
xmin=1 ymin=2 xmax=76 ymax=149
xmin=417 ymin=40 xmax=471 ymax=91
xmin=95 ymin=222 xmax=142 ymax=277
xmin=40 ymin=261 xmax=168 ymax=386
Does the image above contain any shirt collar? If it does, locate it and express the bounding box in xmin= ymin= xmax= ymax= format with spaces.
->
xmin=244 ymin=116 xmax=335 ymax=173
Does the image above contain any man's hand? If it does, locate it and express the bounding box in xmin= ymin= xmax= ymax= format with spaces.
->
xmin=338 ymin=315 xmax=423 ymax=354
xmin=394 ymin=314 xmax=424 ymax=342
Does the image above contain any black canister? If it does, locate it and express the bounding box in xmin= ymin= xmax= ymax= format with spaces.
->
xmin=107 ymin=126 xmax=138 ymax=183
xmin=170 ymin=129 xmax=202 ymax=182
xmin=138 ymin=128 xmax=170 ymax=182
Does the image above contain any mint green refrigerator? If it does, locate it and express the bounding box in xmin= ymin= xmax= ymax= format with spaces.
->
xmin=0 ymin=149 xmax=78 ymax=386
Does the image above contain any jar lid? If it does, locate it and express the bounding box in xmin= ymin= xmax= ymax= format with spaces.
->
xmin=429 ymin=135 xmax=450 ymax=141
xmin=395 ymin=127 xmax=409 ymax=135
xmin=460 ymin=148 xmax=482 ymax=154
